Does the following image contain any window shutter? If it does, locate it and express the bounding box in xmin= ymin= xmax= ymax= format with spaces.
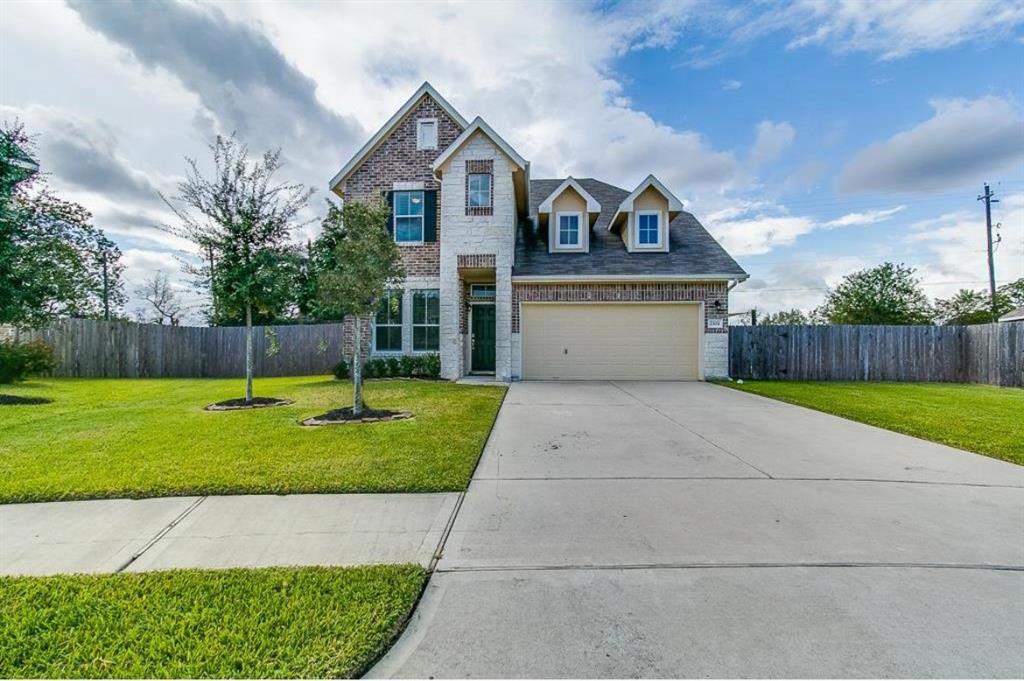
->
xmin=383 ymin=191 xmax=394 ymax=236
xmin=423 ymin=190 xmax=438 ymax=242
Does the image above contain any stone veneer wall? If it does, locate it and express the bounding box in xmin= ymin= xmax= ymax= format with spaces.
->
xmin=438 ymin=132 xmax=517 ymax=381
xmin=510 ymin=281 xmax=731 ymax=379
xmin=341 ymin=95 xmax=463 ymax=277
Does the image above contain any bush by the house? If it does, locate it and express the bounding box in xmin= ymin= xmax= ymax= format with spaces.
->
xmin=332 ymin=358 xmax=350 ymax=380
xmin=0 ymin=339 xmax=57 ymax=384
xmin=360 ymin=354 xmax=441 ymax=380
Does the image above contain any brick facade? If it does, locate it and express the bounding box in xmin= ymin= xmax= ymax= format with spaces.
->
xmin=341 ymin=95 xmax=463 ymax=277
xmin=511 ymin=281 xmax=728 ymax=333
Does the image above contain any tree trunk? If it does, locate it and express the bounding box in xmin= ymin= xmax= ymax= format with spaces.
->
xmin=245 ymin=304 xmax=254 ymax=404
xmin=352 ymin=314 xmax=363 ymax=416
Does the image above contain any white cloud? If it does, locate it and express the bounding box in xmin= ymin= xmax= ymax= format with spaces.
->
xmin=748 ymin=121 xmax=796 ymax=170
xmin=778 ymin=0 xmax=1024 ymax=59
xmin=721 ymin=79 xmax=743 ymax=91
xmin=838 ymin=96 xmax=1024 ymax=194
xmin=822 ymin=205 xmax=905 ymax=229
xmin=905 ymin=193 xmax=1024 ymax=300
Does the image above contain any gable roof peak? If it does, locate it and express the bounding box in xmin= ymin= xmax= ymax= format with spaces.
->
xmin=431 ymin=115 xmax=527 ymax=174
xmin=330 ymin=82 xmax=469 ymax=194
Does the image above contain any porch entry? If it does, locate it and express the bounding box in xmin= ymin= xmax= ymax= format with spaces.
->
xmin=471 ymin=304 xmax=496 ymax=373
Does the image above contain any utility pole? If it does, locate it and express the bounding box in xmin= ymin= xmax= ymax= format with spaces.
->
xmin=977 ymin=183 xmax=1000 ymax=321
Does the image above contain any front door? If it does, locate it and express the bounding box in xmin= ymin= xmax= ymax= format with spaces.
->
xmin=471 ymin=304 xmax=496 ymax=373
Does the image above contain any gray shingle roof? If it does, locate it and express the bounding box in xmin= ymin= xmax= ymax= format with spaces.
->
xmin=514 ymin=178 xmax=747 ymax=279
xmin=1000 ymin=305 xmax=1024 ymax=322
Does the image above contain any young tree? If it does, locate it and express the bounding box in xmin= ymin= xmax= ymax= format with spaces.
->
xmin=317 ymin=200 xmax=404 ymax=416
xmin=296 ymin=201 xmax=351 ymax=322
xmin=815 ymin=262 xmax=934 ymax=325
xmin=935 ymin=278 xmax=1024 ymax=324
xmin=760 ymin=308 xmax=810 ymax=325
xmin=164 ymin=135 xmax=313 ymax=403
xmin=135 ymin=271 xmax=183 ymax=325
xmin=1 ymin=121 xmax=126 ymax=326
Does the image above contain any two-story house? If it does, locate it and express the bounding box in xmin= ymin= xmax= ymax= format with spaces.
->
xmin=330 ymin=82 xmax=747 ymax=382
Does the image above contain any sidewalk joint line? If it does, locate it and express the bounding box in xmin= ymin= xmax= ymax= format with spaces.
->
xmin=114 ymin=496 xmax=207 ymax=573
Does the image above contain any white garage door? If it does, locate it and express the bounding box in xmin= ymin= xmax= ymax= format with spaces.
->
xmin=521 ymin=303 xmax=702 ymax=380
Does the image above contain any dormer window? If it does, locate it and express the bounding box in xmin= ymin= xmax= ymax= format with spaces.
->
xmin=416 ymin=119 xmax=437 ymax=150
xmin=637 ymin=211 xmax=661 ymax=247
xmin=556 ymin=212 xmax=582 ymax=248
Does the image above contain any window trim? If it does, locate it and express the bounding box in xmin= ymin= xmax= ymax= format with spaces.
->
xmin=393 ymin=190 xmax=425 ymax=244
xmin=373 ymin=289 xmax=403 ymax=354
xmin=412 ymin=289 xmax=440 ymax=353
xmin=635 ymin=210 xmax=663 ymax=249
xmin=416 ymin=118 xmax=438 ymax=150
xmin=555 ymin=211 xmax=583 ymax=249
xmin=467 ymin=172 xmax=492 ymax=209
xmin=470 ymin=283 xmax=496 ymax=299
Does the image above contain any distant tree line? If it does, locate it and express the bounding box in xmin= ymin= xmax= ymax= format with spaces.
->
xmin=752 ymin=262 xmax=1023 ymax=326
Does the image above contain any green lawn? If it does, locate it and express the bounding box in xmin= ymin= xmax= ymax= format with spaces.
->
xmin=0 ymin=565 xmax=424 ymax=679
xmin=0 ymin=376 xmax=505 ymax=503
xmin=721 ymin=380 xmax=1024 ymax=465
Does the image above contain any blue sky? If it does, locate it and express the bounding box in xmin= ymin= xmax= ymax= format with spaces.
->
xmin=2 ymin=0 xmax=1022 ymax=320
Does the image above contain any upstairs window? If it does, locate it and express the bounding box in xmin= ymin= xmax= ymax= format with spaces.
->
xmin=412 ymin=289 xmax=440 ymax=351
xmin=394 ymin=191 xmax=424 ymax=243
xmin=556 ymin=212 xmax=581 ymax=248
xmin=637 ymin=211 xmax=661 ymax=247
xmin=416 ymin=119 xmax=437 ymax=150
xmin=374 ymin=290 xmax=403 ymax=352
xmin=468 ymin=173 xmax=491 ymax=209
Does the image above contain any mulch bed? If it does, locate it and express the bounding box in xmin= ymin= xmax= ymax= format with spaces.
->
xmin=205 ymin=397 xmax=293 ymax=411
xmin=300 ymin=407 xmax=413 ymax=426
xmin=0 ymin=394 xmax=53 ymax=406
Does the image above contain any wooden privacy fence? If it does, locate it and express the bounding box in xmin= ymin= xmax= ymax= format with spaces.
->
xmin=729 ymin=323 xmax=1023 ymax=387
xmin=2 ymin=318 xmax=346 ymax=378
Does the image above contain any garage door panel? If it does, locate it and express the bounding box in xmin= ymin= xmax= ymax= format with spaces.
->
xmin=521 ymin=303 xmax=700 ymax=380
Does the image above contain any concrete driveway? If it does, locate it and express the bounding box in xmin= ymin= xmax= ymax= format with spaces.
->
xmin=372 ymin=381 xmax=1024 ymax=678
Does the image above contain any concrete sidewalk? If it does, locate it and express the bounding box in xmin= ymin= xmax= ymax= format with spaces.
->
xmin=1 ymin=493 xmax=459 ymax=575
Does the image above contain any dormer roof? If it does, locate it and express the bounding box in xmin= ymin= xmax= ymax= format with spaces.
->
xmin=608 ymin=174 xmax=684 ymax=231
xmin=537 ymin=177 xmax=601 ymax=214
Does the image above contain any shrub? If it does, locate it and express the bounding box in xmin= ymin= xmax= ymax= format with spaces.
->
xmin=385 ymin=357 xmax=401 ymax=378
xmin=0 ymin=339 xmax=57 ymax=384
xmin=332 ymin=358 xmax=349 ymax=380
xmin=362 ymin=360 xmax=376 ymax=379
xmin=420 ymin=353 xmax=441 ymax=378
xmin=398 ymin=355 xmax=417 ymax=378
